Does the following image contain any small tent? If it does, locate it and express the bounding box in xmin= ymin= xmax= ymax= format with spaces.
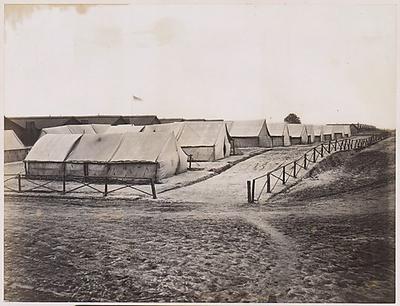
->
xmin=24 ymin=134 xmax=82 ymax=176
xmin=104 ymin=125 xmax=144 ymax=134
xmin=4 ymin=130 xmax=25 ymax=151
xmin=287 ymin=124 xmax=308 ymax=145
xmin=227 ymin=119 xmax=272 ymax=148
xmin=331 ymin=125 xmax=344 ymax=140
xmin=322 ymin=126 xmax=334 ymax=141
xmin=178 ymin=121 xmax=231 ymax=161
xmin=313 ymin=125 xmax=323 ymax=142
xmin=304 ymin=125 xmax=315 ymax=144
xmin=266 ymin=123 xmax=291 ymax=147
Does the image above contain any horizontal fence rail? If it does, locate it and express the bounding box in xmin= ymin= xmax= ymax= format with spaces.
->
xmin=247 ymin=133 xmax=389 ymax=203
xmin=4 ymin=172 xmax=158 ymax=199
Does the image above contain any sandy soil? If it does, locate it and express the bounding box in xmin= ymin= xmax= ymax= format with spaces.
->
xmin=4 ymin=138 xmax=395 ymax=302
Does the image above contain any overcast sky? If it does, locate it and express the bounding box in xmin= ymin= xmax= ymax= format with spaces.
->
xmin=4 ymin=2 xmax=397 ymax=128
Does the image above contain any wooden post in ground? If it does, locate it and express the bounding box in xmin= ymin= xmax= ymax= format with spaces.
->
xmin=328 ymin=140 xmax=331 ymax=153
xmin=267 ymin=174 xmax=271 ymax=193
xmin=252 ymin=179 xmax=256 ymax=202
xmin=247 ymin=181 xmax=252 ymax=203
xmin=104 ymin=180 xmax=108 ymax=196
xmin=320 ymin=144 xmax=324 ymax=158
xmin=334 ymin=140 xmax=338 ymax=151
xmin=150 ymin=179 xmax=157 ymax=199
xmin=17 ymin=174 xmax=21 ymax=192
xmin=293 ymin=161 xmax=297 ymax=178
xmin=313 ymin=148 xmax=316 ymax=162
xmin=282 ymin=166 xmax=286 ymax=184
xmin=304 ymin=154 xmax=307 ymax=169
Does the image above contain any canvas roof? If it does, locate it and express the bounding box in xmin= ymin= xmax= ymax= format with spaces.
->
xmin=322 ymin=125 xmax=334 ymax=134
xmin=66 ymin=134 xmax=124 ymax=163
xmin=111 ymin=132 xmax=173 ymax=163
xmin=4 ymin=130 xmax=25 ymax=150
xmin=41 ymin=125 xmax=73 ymax=134
xmin=91 ymin=124 xmax=111 ymax=134
xmin=178 ymin=121 xmax=227 ymax=147
xmin=143 ymin=122 xmax=185 ymax=139
xmin=304 ymin=124 xmax=314 ymax=136
xmin=287 ymin=124 xmax=305 ymax=137
xmin=67 ymin=124 xmax=96 ymax=134
xmin=313 ymin=125 xmax=323 ymax=135
xmin=25 ymin=134 xmax=82 ymax=162
xmin=104 ymin=125 xmax=144 ymax=134
xmin=227 ymin=120 xmax=266 ymax=137
xmin=266 ymin=123 xmax=287 ymax=136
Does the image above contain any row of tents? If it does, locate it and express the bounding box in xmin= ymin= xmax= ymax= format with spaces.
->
xmin=5 ymin=120 xmax=352 ymax=181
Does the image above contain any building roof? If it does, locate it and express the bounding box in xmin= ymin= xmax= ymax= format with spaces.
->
xmin=287 ymin=124 xmax=305 ymax=137
xmin=266 ymin=123 xmax=287 ymax=137
xmin=313 ymin=125 xmax=323 ymax=135
xmin=178 ymin=121 xmax=228 ymax=147
xmin=4 ymin=130 xmax=25 ymax=150
xmin=322 ymin=125 xmax=334 ymax=135
xmin=142 ymin=122 xmax=185 ymax=139
xmin=227 ymin=119 xmax=266 ymax=137
xmin=104 ymin=125 xmax=144 ymax=134
xmin=25 ymin=134 xmax=82 ymax=162
xmin=304 ymin=124 xmax=314 ymax=136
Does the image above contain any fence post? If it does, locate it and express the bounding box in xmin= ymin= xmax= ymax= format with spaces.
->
xmin=150 ymin=179 xmax=157 ymax=199
xmin=313 ymin=148 xmax=316 ymax=162
xmin=252 ymin=179 xmax=256 ymax=202
xmin=267 ymin=174 xmax=271 ymax=193
xmin=293 ymin=161 xmax=297 ymax=178
xmin=104 ymin=180 xmax=108 ymax=196
xmin=247 ymin=181 xmax=252 ymax=203
xmin=62 ymin=174 xmax=66 ymax=194
xmin=334 ymin=140 xmax=337 ymax=151
xmin=304 ymin=154 xmax=307 ymax=169
xmin=282 ymin=166 xmax=286 ymax=184
xmin=328 ymin=140 xmax=331 ymax=153
xmin=17 ymin=174 xmax=21 ymax=192
xmin=320 ymin=144 xmax=324 ymax=157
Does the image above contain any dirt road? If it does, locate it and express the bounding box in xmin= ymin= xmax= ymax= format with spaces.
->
xmin=4 ymin=138 xmax=395 ymax=302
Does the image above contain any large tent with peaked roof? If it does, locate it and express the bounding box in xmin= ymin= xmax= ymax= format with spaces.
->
xmin=327 ymin=124 xmax=351 ymax=138
xmin=25 ymin=132 xmax=187 ymax=181
xmin=266 ymin=123 xmax=291 ymax=147
xmin=177 ymin=121 xmax=231 ymax=161
xmin=287 ymin=124 xmax=308 ymax=145
xmin=226 ymin=119 xmax=272 ymax=148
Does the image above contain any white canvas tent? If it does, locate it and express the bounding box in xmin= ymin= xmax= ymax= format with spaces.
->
xmin=313 ymin=125 xmax=323 ymax=142
xmin=266 ymin=123 xmax=291 ymax=147
xmin=322 ymin=125 xmax=334 ymax=141
xmin=104 ymin=125 xmax=144 ymax=134
xmin=227 ymin=119 xmax=272 ymax=148
xmin=25 ymin=134 xmax=83 ymax=176
xmin=287 ymin=124 xmax=308 ymax=145
xmin=4 ymin=130 xmax=25 ymax=150
xmin=26 ymin=132 xmax=187 ymax=181
xmin=177 ymin=121 xmax=231 ymax=161
xmin=327 ymin=124 xmax=351 ymax=138
xmin=304 ymin=125 xmax=315 ymax=144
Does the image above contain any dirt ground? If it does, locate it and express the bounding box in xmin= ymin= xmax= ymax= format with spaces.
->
xmin=4 ymin=138 xmax=396 ymax=302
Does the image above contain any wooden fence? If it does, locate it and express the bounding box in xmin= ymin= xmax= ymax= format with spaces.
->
xmin=247 ymin=133 xmax=389 ymax=203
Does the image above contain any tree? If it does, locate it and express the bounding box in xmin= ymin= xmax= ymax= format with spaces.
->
xmin=284 ymin=113 xmax=301 ymax=124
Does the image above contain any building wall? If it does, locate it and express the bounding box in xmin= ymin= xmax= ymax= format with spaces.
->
xmin=4 ymin=148 xmax=30 ymax=163
xmin=290 ymin=137 xmax=302 ymax=145
xmin=271 ymin=136 xmax=284 ymax=147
